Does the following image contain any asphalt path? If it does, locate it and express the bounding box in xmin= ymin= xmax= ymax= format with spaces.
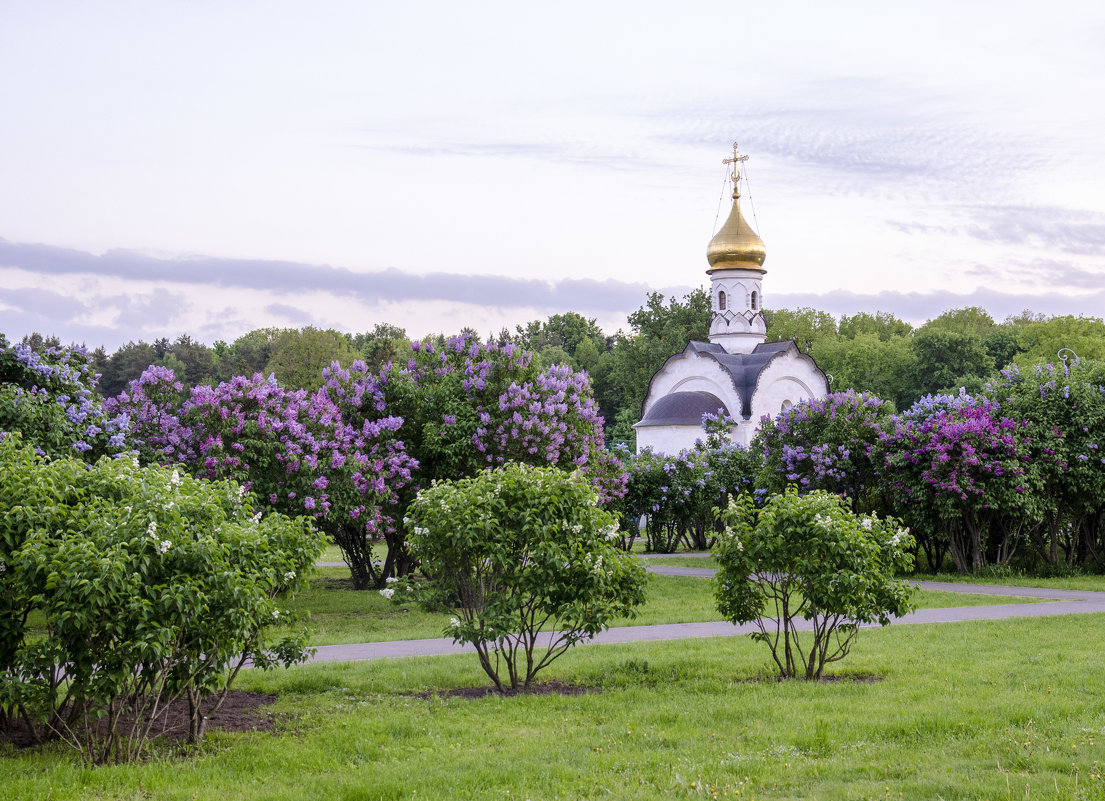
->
xmin=305 ymin=560 xmax=1105 ymax=665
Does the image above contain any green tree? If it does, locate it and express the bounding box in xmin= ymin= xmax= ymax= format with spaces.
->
xmin=594 ymin=288 xmax=710 ymax=447
xmin=763 ymin=306 xmax=838 ymax=353
xmin=1013 ymin=315 xmax=1105 ymax=368
xmin=216 ymin=328 xmax=288 ymax=382
xmin=921 ymin=306 xmax=997 ymax=338
xmin=351 ymin=323 xmax=409 ymax=372
xmin=714 ymin=489 xmax=915 ymax=680
xmin=405 ymin=463 xmax=648 ymax=692
xmin=837 ymin=311 xmax=913 ymax=341
xmin=99 ymin=340 xmax=159 ymax=397
xmin=264 ymin=327 xmax=359 ymax=391
xmin=911 ymin=329 xmax=995 ymax=398
xmin=812 ymin=334 xmax=916 ymax=410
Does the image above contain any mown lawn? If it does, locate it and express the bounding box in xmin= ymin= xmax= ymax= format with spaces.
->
xmin=284 ymin=566 xmax=1037 ymax=647
xmin=4 ymin=613 xmax=1105 ymax=800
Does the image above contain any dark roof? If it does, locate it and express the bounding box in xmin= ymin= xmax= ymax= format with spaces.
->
xmin=637 ymin=391 xmax=729 ymax=427
xmin=642 ymin=340 xmax=825 ymax=421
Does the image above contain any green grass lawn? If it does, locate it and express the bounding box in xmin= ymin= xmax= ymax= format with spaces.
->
xmin=641 ymin=554 xmax=719 ymax=569
xmin=911 ymin=571 xmax=1105 ymax=593
xmin=5 ymin=613 xmax=1105 ymax=800
xmin=282 ymin=567 xmax=1040 ymax=647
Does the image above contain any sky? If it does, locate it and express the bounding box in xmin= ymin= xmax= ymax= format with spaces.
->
xmin=2 ymin=1 xmax=1104 ymax=352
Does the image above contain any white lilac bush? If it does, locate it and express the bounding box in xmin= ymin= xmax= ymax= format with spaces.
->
xmin=404 ymin=463 xmax=648 ymax=692
xmin=0 ymin=434 xmax=324 ymax=764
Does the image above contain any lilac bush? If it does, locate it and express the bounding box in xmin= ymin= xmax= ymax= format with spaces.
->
xmin=0 ymin=334 xmax=129 ymax=461
xmin=103 ymin=365 xmax=193 ymax=464
xmin=340 ymin=334 xmax=612 ymax=567
xmin=755 ymin=389 xmax=896 ymax=513
xmin=991 ymin=358 xmax=1105 ymax=566
xmin=110 ymin=369 xmax=416 ymax=589
xmin=622 ymin=437 xmax=759 ymax=553
xmin=879 ymin=399 xmax=1039 ymax=574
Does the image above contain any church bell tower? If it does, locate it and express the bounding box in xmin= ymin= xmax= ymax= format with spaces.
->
xmin=706 ymin=143 xmax=767 ymax=354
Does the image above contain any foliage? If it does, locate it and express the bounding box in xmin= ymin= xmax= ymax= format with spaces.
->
xmin=811 ymin=333 xmax=917 ymax=411
xmin=837 ymin=310 xmax=913 ymax=341
xmin=0 ymin=334 xmax=130 ymax=462
xmin=594 ymin=288 xmax=710 ymax=448
xmin=762 ymin=306 xmax=837 ymax=354
xmin=1011 ymin=315 xmax=1105 ymax=368
xmin=755 ymin=389 xmax=895 ymax=512
xmin=405 ymin=463 xmax=648 ymax=692
xmin=620 ymin=410 xmax=760 ymax=553
xmin=349 ymin=323 xmax=409 ymax=372
xmin=879 ymin=397 xmax=1039 ymax=574
xmin=0 ymin=435 xmax=323 ymax=764
xmin=109 ymin=368 xmax=416 ymax=590
xmin=990 ymin=358 xmax=1105 ymax=566
xmin=714 ymin=488 xmax=915 ymax=679
xmin=910 ymin=329 xmax=995 ymax=397
xmin=514 ymin=312 xmax=607 ymax=373
xmin=263 ymin=327 xmax=360 ymax=392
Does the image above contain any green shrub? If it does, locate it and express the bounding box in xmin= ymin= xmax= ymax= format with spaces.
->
xmin=0 ymin=434 xmax=324 ymax=764
xmin=405 ymin=463 xmax=648 ymax=692
xmin=714 ymin=487 xmax=915 ymax=680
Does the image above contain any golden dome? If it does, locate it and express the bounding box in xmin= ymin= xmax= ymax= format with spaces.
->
xmin=706 ymin=197 xmax=766 ymax=271
xmin=706 ymin=143 xmax=766 ymax=271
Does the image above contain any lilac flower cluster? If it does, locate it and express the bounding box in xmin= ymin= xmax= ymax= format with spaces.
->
xmin=109 ymin=367 xmax=416 ymax=538
xmin=104 ymin=365 xmax=193 ymax=463
xmin=899 ymin=388 xmax=982 ymax=421
xmin=375 ymin=333 xmax=607 ymax=491
xmin=880 ymin=400 xmax=1026 ymax=504
xmin=480 ymin=364 xmax=604 ymax=467
xmin=1 ymin=334 xmax=129 ymax=460
xmin=757 ymin=389 xmax=894 ymax=501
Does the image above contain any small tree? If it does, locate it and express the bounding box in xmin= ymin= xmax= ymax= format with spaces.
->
xmin=714 ymin=488 xmax=915 ymax=680
xmin=406 ymin=463 xmax=648 ymax=692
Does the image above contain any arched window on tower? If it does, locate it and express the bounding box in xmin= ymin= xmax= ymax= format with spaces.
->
xmin=751 ymin=290 xmax=759 ymax=311
xmin=718 ymin=291 xmax=727 ymax=311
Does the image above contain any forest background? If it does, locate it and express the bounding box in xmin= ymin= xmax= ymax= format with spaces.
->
xmin=23 ymin=289 xmax=1105 ymax=449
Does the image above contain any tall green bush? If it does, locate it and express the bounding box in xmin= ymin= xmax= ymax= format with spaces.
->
xmin=0 ymin=435 xmax=324 ymax=764
xmin=405 ymin=463 xmax=648 ymax=692
xmin=714 ymin=488 xmax=915 ymax=680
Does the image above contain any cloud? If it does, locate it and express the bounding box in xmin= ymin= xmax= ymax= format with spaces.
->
xmin=643 ymin=78 xmax=1049 ymax=196
xmin=0 ymin=286 xmax=91 ymax=319
xmin=264 ymin=303 xmax=320 ymax=325
xmin=961 ymin=205 xmax=1105 ymax=256
xmin=0 ymin=237 xmax=667 ymax=313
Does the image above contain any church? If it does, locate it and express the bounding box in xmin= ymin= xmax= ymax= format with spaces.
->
xmin=634 ymin=145 xmax=828 ymax=453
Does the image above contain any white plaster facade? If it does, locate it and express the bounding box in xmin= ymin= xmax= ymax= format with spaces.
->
xmin=634 ymin=340 xmax=827 ymax=453
xmin=707 ymin=266 xmax=767 ymax=354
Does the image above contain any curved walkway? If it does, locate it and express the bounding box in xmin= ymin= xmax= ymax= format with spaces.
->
xmin=305 ymin=561 xmax=1105 ymax=665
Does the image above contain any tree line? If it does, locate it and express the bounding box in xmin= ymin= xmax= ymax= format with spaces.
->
xmin=18 ymin=291 xmax=1105 ymax=449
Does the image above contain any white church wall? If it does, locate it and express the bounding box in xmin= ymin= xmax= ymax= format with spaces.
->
xmin=635 ymin=424 xmax=707 ymax=454
xmin=640 ymin=354 xmax=743 ymax=422
xmin=748 ymin=359 xmax=826 ymax=424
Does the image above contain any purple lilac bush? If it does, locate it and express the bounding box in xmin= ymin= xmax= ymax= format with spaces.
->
xmin=755 ymin=389 xmax=896 ymax=512
xmin=879 ymin=398 xmax=1038 ymax=574
xmin=990 ymin=359 xmax=1105 ymax=566
xmin=0 ymin=334 xmax=129 ymax=461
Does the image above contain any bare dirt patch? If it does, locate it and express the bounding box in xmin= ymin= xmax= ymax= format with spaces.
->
xmin=0 ymin=690 xmax=279 ymax=750
xmin=412 ymin=679 xmax=597 ymax=700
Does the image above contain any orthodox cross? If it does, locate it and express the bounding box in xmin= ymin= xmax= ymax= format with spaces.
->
xmin=722 ymin=142 xmax=748 ymax=198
